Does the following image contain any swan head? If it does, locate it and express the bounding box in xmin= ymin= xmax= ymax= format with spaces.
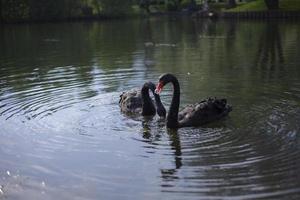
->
xmin=143 ymin=81 xmax=166 ymax=118
xmin=155 ymin=73 xmax=176 ymax=94
xmin=155 ymin=82 xmax=164 ymax=94
xmin=142 ymin=81 xmax=156 ymax=93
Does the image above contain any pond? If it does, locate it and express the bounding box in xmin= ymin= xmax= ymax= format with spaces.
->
xmin=0 ymin=18 xmax=300 ymax=199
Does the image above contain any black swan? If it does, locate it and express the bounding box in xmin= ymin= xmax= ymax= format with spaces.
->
xmin=155 ymin=73 xmax=232 ymax=128
xmin=119 ymin=81 xmax=166 ymax=117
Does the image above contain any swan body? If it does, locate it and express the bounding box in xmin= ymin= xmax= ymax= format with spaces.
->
xmin=119 ymin=88 xmax=142 ymax=113
xmin=178 ymin=97 xmax=232 ymax=127
xmin=155 ymin=73 xmax=232 ymax=128
xmin=119 ymin=82 xmax=166 ymax=117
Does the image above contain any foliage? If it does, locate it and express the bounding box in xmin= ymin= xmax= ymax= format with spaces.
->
xmin=98 ymin=0 xmax=133 ymax=16
xmin=0 ymin=0 xmax=135 ymax=22
xmin=180 ymin=0 xmax=192 ymax=8
xmin=166 ymin=0 xmax=178 ymax=11
xmin=227 ymin=0 xmax=237 ymax=8
xmin=1 ymin=0 xmax=299 ymax=22
xmin=28 ymin=0 xmax=83 ymax=20
xmin=180 ymin=0 xmax=197 ymax=10
xmin=1 ymin=0 xmax=30 ymax=21
xmin=264 ymin=0 xmax=279 ymax=10
xmin=279 ymin=0 xmax=300 ymax=11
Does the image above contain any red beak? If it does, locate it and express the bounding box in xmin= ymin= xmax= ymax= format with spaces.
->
xmin=155 ymin=82 xmax=164 ymax=94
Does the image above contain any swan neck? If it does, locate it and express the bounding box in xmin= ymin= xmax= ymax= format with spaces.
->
xmin=167 ymin=78 xmax=180 ymax=128
xmin=153 ymin=93 xmax=163 ymax=110
xmin=141 ymin=86 xmax=155 ymax=115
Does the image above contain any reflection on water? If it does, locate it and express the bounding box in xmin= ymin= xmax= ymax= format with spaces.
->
xmin=0 ymin=18 xmax=300 ymax=199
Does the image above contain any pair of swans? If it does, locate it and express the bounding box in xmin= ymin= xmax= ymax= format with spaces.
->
xmin=119 ymin=73 xmax=232 ymax=129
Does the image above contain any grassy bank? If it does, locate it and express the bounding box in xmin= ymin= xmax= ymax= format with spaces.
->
xmin=225 ymin=0 xmax=300 ymax=12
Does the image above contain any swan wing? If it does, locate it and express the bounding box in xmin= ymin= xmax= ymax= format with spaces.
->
xmin=179 ymin=97 xmax=232 ymax=127
xmin=119 ymin=88 xmax=142 ymax=113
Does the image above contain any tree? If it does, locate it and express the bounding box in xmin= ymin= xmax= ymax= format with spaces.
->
xmin=139 ymin=0 xmax=150 ymax=13
xmin=0 ymin=0 xmax=137 ymax=22
xmin=264 ymin=0 xmax=279 ymax=10
xmin=1 ymin=0 xmax=30 ymax=22
xmin=202 ymin=0 xmax=209 ymax=11
xmin=100 ymin=0 xmax=133 ymax=16
xmin=91 ymin=0 xmax=101 ymax=15
xmin=0 ymin=0 xmax=2 ymax=22
xmin=166 ymin=0 xmax=180 ymax=11
xmin=26 ymin=0 xmax=83 ymax=20
xmin=227 ymin=0 xmax=236 ymax=9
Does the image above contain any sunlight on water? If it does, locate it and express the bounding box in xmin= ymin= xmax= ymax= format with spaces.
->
xmin=0 ymin=19 xmax=300 ymax=199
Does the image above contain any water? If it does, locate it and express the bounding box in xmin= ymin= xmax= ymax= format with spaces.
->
xmin=0 ymin=18 xmax=300 ymax=199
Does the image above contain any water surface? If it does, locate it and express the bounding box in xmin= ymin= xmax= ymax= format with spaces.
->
xmin=0 ymin=18 xmax=300 ymax=199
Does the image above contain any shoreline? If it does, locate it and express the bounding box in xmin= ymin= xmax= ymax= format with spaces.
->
xmin=202 ymin=10 xmax=300 ymax=19
xmin=150 ymin=10 xmax=300 ymax=20
xmin=0 ymin=14 xmax=142 ymax=24
xmin=1 ymin=10 xmax=300 ymax=24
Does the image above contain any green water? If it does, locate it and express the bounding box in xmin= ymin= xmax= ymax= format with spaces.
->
xmin=0 ymin=18 xmax=300 ymax=199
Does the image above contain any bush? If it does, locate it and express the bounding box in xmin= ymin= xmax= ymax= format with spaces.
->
xmin=166 ymin=0 xmax=179 ymax=11
xmin=1 ymin=0 xmax=30 ymax=22
xmin=100 ymin=0 xmax=133 ymax=16
xmin=181 ymin=0 xmax=191 ymax=8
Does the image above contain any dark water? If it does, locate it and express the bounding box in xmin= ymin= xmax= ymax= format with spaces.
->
xmin=0 ymin=18 xmax=300 ymax=199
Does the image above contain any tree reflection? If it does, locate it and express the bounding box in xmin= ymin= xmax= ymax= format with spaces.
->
xmin=140 ymin=19 xmax=156 ymax=67
xmin=255 ymin=21 xmax=285 ymax=80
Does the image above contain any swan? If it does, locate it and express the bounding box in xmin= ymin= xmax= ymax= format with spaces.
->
xmin=119 ymin=81 xmax=166 ymax=117
xmin=155 ymin=73 xmax=232 ymax=128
